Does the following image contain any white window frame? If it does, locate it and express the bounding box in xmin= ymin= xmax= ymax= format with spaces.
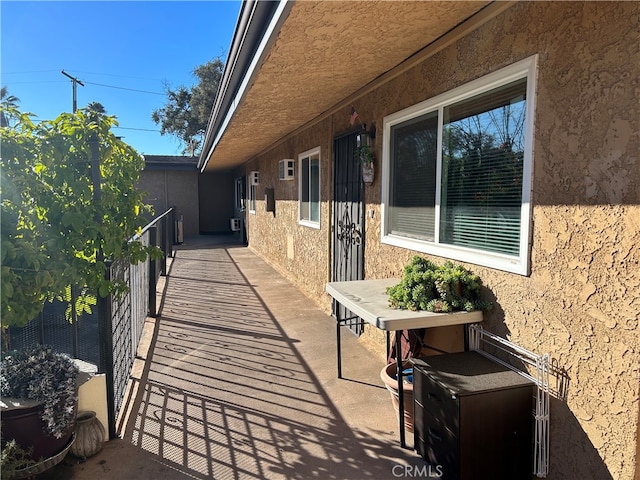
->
xmin=298 ymin=146 xmax=321 ymax=229
xmin=381 ymin=56 xmax=537 ymax=275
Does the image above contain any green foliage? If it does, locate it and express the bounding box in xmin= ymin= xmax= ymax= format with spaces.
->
xmin=0 ymin=105 xmax=158 ymax=327
xmin=1 ymin=437 xmax=36 ymax=479
xmin=0 ymin=86 xmax=20 ymax=128
xmin=152 ymin=57 xmax=224 ymax=154
xmin=387 ymin=256 xmax=492 ymax=313
xmin=355 ymin=145 xmax=375 ymax=166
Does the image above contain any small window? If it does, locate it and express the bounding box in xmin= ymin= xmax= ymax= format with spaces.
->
xmin=299 ymin=147 xmax=321 ymax=228
xmin=382 ymin=56 xmax=537 ymax=274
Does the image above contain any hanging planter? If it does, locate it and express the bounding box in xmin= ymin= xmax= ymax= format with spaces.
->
xmin=356 ymin=145 xmax=375 ymax=186
xmin=362 ymin=162 xmax=375 ymax=185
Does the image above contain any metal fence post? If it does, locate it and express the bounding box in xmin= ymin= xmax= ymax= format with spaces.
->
xmin=71 ymin=285 xmax=79 ymax=359
xmin=148 ymin=226 xmax=157 ymax=317
xmin=160 ymin=214 xmax=167 ymax=276
xmin=169 ymin=207 xmax=176 ymax=256
xmin=98 ymin=262 xmax=117 ymax=440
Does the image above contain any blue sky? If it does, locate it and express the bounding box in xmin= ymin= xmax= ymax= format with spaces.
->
xmin=1 ymin=1 xmax=240 ymax=155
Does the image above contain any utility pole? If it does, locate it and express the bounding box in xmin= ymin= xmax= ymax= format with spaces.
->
xmin=61 ymin=70 xmax=84 ymax=112
xmin=60 ymin=70 xmax=85 ymax=356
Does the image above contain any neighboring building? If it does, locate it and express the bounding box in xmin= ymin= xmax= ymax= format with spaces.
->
xmin=138 ymin=155 xmax=236 ymax=237
xmin=198 ymin=2 xmax=639 ymax=479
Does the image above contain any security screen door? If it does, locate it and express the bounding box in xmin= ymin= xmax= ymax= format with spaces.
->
xmin=332 ymin=131 xmax=365 ymax=335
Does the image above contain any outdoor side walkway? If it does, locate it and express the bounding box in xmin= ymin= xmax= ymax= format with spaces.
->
xmin=43 ymin=236 xmax=431 ymax=479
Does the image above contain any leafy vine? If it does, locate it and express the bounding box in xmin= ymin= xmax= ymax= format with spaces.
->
xmin=1 ymin=105 xmax=160 ymax=328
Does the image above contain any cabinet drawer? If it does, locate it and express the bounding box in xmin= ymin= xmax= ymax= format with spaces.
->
xmin=414 ymin=367 xmax=459 ymax=431
xmin=414 ymin=405 xmax=457 ymax=444
xmin=414 ymin=419 xmax=459 ymax=478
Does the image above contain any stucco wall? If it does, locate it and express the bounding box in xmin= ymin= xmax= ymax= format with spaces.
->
xmin=137 ymin=170 xmax=200 ymax=238
xmin=243 ymin=2 xmax=639 ymax=478
xmin=243 ymin=121 xmax=333 ymax=302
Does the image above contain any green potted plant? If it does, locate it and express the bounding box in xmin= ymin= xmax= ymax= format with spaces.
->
xmin=1 ymin=344 xmax=79 ymax=478
xmin=355 ymin=144 xmax=375 ymax=185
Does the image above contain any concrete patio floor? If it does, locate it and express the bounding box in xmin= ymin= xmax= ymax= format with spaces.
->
xmin=40 ymin=236 xmax=432 ymax=479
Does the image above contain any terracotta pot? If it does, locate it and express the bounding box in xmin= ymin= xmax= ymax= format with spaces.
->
xmin=70 ymin=411 xmax=105 ymax=458
xmin=380 ymin=361 xmax=414 ymax=432
xmin=1 ymin=401 xmax=76 ymax=463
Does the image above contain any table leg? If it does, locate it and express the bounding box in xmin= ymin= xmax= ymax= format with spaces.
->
xmin=386 ymin=331 xmax=390 ymax=361
xmin=396 ymin=330 xmax=406 ymax=448
xmin=463 ymin=324 xmax=469 ymax=351
xmin=336 ymin=307 xmax=342 ymax=379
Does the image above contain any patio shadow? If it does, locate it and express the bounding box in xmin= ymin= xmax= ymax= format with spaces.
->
xmin=43 ymin=239 xmax=429 ymax=479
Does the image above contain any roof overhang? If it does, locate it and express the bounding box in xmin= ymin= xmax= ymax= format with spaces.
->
xmin=143 ymin=155 xmax=199 ymax=171
xmin=199 ymin=0 xmax=504 ymax=173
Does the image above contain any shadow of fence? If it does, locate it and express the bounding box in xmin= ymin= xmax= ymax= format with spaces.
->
xmin=117 ymin=244 xmax=427 ymax=479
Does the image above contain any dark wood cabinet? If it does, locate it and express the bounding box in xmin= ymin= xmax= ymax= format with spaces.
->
xmin=412 ymin=352 xmax=534 ymax=480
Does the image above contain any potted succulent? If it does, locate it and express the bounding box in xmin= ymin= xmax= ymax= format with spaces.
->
xmin=355 ymin=144 xmax=375 ymax=185
xmin=1 ymin=344 xmax=79 ymax=478
xmin=386 ymin=256 xmax=493 ymax=313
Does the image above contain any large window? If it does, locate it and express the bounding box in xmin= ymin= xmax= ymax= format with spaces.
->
xmin=382 ymin=57 xmax=536 ymax=274
xmin=299 ymin=147 xmax=321 ymax=228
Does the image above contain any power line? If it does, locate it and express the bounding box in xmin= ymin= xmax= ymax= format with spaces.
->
xmin=1 ymin=70 xmax=61 ymax=75
xmin=2 ymin=81 xmax=68 ymax=85
xmin=113 ymin=126 xmax=161 ymax=132
xmin=3 ymin=69 xmax=165 ymax=83
xmin=19 ymin=119 xmax=161 ymax=133
xmin=81 ymin=81 xmax=164 ymax=96
xmin=3 ymin=76 xmax=165 ymax=96
xmin=62 ymin=70 xmax=166 ymax=83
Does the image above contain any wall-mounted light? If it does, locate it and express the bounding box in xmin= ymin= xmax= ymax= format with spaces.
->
xmin=363 ymin=123 xmax=376 ymax=141
xmin=357 ymin=130 xmax=370 ymax=149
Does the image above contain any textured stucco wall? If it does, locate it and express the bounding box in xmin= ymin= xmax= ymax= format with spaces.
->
xmin=244 ymin=120 xmax=333 ymax=303
xmin=137 ymin=171 xmax=200 ymax=237
xmin=243 ymin=2 xmax=639 ymax=478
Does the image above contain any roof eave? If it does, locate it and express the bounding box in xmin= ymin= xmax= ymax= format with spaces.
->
xmin=198 ymin=0 xmax=293 ymax=173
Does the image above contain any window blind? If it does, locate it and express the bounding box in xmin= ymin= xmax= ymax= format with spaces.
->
xmin=440 ymin=79 xmax=527 ymax=255
xmin=389 ymin=111 xmax=438 ymax=240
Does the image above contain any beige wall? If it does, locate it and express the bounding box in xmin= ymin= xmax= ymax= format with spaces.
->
xmin=137 ymin=171 xmax=200 ymax=238
xmin=241 ymin=2 xmax=639 ymax=478
xmin=241 ymin=122 xmax=333 ymax=301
